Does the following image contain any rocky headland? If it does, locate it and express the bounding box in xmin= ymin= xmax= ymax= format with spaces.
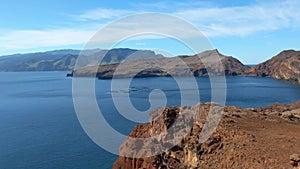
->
xmin=72 ymin=49 xmax=250 ymax=79
xmin=72 ymin=49 xmax=300 ymax=83
xmin=248 ymin=50 xmax=300 ymax=83
xmin=1 ymin=47 xmax=298 ymax=83
xmin=113 ymin=101 xmax=300 ymax=169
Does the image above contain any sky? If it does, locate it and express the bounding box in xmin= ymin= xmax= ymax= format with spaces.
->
xmin=0 ymin=0 xmax=300 ymax=64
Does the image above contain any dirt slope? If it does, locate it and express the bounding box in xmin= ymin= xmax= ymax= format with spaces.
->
xmin=113 ymin=101 xmax=300 ymax=169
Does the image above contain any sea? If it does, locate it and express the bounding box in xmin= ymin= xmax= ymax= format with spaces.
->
xmin=1 ymin=71 xmax=300 ymax=169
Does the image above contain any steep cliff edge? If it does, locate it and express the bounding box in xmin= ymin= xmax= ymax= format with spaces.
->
xmin=249 ymin=50 xmax=300 ymax=83
xmin=73 ymin=49 xmax=250 ymax=78
xmin=113 ymin=101 xmax=300 ymax=169
xmin=72 ymin=49 xmax=300 ymax=83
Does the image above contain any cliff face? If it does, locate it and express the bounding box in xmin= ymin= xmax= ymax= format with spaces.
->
xmin=72 ymin=49 xmax=300 ymax=84
xmin=113 ymin=101 xmax=300 ymax=169
xmin=249 ymin=50 xmax=300 ymax=83
xmin=73 ymin=50 xmax=251 ymax=78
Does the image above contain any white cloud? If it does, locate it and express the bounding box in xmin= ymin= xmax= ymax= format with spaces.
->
xmin=1 ymin=0 xmax=300 ymax=54
xmin=132 ymin=1 xmax=216 ymax=10
xmin=173 ymin=0 xmax=300 ymax=37
xmin=77 ymin=0 xmax=300 ymax=38
xmin=0 ymin=29 xmax=95 ymax=51
xmin=77 ymin=8 xmax=134 ymax=21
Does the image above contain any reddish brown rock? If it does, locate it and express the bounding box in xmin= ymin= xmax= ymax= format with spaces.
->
xmin=73 ymin=49 xmax=250 ymax=79
xmin=113 ymin=101 xmax=300 ymax=169
xmin=72 ymin=49 xmax=300 ymax=84
xmin=249 ymin=50 xmax=300 ymax=83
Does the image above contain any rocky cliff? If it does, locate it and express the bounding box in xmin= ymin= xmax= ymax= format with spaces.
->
xmin=72 ymin=49 xmax=300 ymax=83
xmin=113 ymin=101 xmax=300 ymax=169
xmin=73 ymin=49 xmax=250 ymax=79
xmin=2 ymin=47 xmax=299 ymax=83
xmin=249 ymin=50 xmax=300 ymax=83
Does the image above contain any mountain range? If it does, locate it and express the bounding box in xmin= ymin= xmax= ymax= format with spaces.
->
xmin=0 ymin=48 xmax=299 ymax=83
xmin=71 ymin=49 xmax=300 ymax=83
xmin=0 ymin=48 xmax=163 ymax=71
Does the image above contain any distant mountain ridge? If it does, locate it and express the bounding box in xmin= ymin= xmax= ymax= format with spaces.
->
xmin=72 ymin=49 xmax=300 ymax=83
xmin=73 ymin=50 xmax=250 ymax=79
xmin=0 ymin=48 xmax=163 ymax=71
xmin=0 ymin=49 xmax=82 ymax=71
xmin=0 ymin=48 xmax=299 ymax=83
xmin=71 ymin=49 xmax=250 ymax=78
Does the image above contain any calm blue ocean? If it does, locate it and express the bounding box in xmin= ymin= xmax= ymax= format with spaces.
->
xmin=1 ymin=72 xmax=300 ymax=169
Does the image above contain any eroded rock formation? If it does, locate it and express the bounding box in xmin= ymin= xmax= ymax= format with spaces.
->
xmin=249 ymin=50 xmax=300 ymax=83
xmin=113 ymin=101 xmax=300 ymax=169
xmin=72 ymin=49 xmax=300 ymax=83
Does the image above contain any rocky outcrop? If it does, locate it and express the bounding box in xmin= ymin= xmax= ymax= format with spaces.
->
xmin=72 ymin=49 xmax=300 ymax=83
xmin=113 ymin=101 xmax=300 ymax=169
xmin=73 ymin=49 xmax=250 ymax=79
xmin=249 ymin=50 xmax=300 ymax=83
xmin=2 ymin=47 xmax=299 ymax=83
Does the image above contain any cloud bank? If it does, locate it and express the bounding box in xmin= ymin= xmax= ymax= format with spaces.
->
xmin=0 ymin=0 xmax=299 ymax=54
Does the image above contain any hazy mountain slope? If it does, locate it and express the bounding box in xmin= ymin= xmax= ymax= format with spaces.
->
xmin=0 ymin=49 xmax=88 ymax=71
xmin=0 ymin=48 xmax=163 ymax=71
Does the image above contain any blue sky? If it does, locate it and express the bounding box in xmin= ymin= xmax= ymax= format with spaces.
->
xmin=0 ymin=0 xmax=299 ymax=64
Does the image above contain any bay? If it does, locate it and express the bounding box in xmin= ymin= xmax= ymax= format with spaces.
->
xmin=0 ymin=72 xmax=300 ymax=169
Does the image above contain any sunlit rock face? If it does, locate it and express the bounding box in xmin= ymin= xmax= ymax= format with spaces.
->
xmin=249 ymin=50 xmax=300 ymax=83
xmin=113 ymin=101 xmax=300 ymax=169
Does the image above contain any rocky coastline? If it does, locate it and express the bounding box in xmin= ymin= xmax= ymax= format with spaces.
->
xmin=113 ymin=101 xmax=300 ymax=169
xmin=71 ymin=49 xmax=300 ymax=83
